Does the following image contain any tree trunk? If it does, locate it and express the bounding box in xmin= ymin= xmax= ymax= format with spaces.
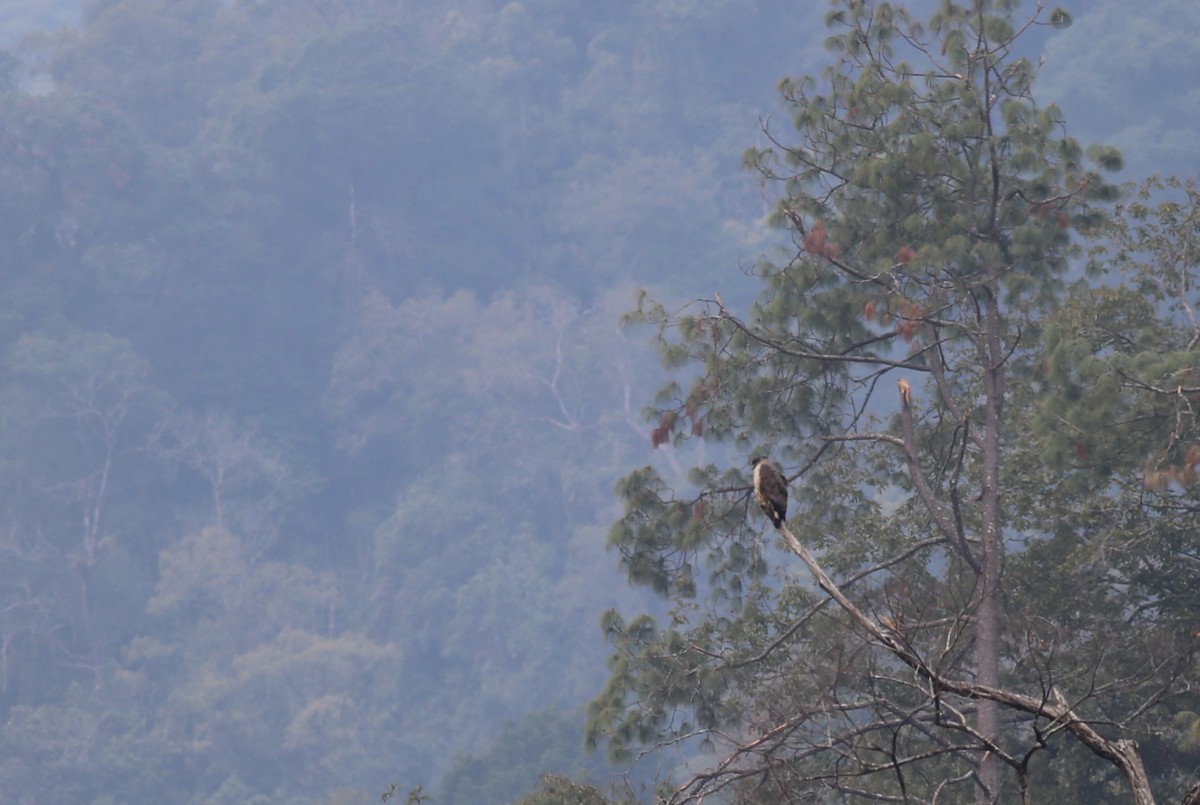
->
xmin=975 ymin=290 xmax=1007 ymax=803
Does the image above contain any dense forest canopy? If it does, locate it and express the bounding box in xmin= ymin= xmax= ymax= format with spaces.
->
xmin=0 ymin=0 xmax=1196 ymax=803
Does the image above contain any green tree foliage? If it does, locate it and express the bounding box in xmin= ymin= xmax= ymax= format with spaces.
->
xmin=0 ymin=329 xmax=171 ymax=700
xmin=1023 ymin=177 xmax=1200 ymax=796
xmin=50 ymin=0 xmax=219 ymax=147
xmin=510 ymin=774 xmax=634 ymax=805
xmin=0 ymin=524 xmax=405 ymax=803
xmin=5 ymin=0 xmax=1196 ymax=802
xmin=589 ymin=2 xmax=1197 ymax=803
xmin=439 ymin=709 xmax=647 ymax=805
xmin=327 ymin=283 xmax=667 ymax=782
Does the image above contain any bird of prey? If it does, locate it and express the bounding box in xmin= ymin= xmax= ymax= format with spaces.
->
xmin=750 ymin=457 xmax=788 ymax=529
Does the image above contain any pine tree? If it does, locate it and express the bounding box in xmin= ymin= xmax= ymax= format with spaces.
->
xmin=585 ymin=2 xmax=1197 ymax=802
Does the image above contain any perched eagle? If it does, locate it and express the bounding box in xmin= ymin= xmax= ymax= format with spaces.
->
xmin=750 ymin=457 xmax=788 ymax=529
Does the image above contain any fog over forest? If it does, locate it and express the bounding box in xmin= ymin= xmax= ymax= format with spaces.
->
xmin=1 ymin=1 xmax=1198 ymax=804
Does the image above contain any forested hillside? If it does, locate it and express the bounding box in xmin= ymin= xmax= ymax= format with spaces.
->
xmin=0 ymin=0 xmax=825 ymax=802
xmin=0 ymin=0 xmax=1198 ymax=803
